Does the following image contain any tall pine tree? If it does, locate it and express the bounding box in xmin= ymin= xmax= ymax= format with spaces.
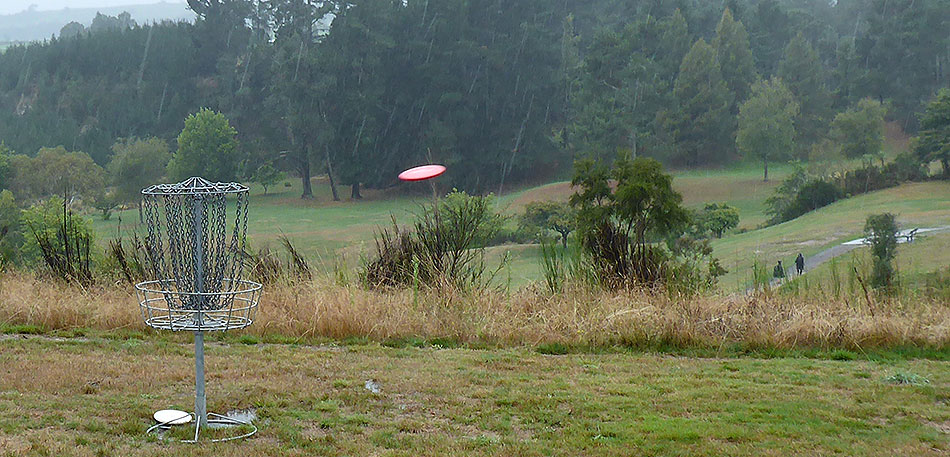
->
xmin=668 ymin=39 xmax=733 ymax=166
xmin=713 ymin=8 xmax=757 ymax=108
xmin=778 ymin=32 xmax=831 ymax=150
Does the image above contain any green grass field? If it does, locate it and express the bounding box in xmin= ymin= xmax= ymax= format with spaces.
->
xmin=712 ymin=181 xmax=950 ymax=291
xmin=89 ymin=161 xmax=950 ymax=292
xmin=781 ymin=231 xmax=950 ymax=297
xmin=0 ymin=336 xmax=947 ymax=456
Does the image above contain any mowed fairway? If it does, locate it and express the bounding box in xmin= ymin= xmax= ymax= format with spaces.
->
xmin=0 ymin=336 xmax=948 ymax=456
xmin=90 ymin=168 xmax=950 ymax=291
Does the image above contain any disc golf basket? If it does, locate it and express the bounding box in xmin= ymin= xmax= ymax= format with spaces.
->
xmin=135 ymin=177 xmax=261 ymax=442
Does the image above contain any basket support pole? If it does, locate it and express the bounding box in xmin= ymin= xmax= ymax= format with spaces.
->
xmin=193 ymin=195 xmax=208 ymax=428
xmin=195 ymin=331 xmax=207 ymax=427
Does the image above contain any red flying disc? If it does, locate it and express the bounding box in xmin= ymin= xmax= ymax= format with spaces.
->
xmin=398 ymin=164 xmax=446 ymax=182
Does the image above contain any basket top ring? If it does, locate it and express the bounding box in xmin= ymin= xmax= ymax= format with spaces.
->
xmin=141 ymin=177 xmax=249 ymax=196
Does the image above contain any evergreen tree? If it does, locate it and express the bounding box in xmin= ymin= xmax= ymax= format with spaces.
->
xmin=712 ymin=8 xmax=757 ymax=107
xmin=832 ymin=38 xmax=867 ymax=108
xmin=914 ymin=88 xmax=950 ymax=177
xmin=747 ymin=0 xmax=792 ymax=76
xmin=668 ymin=39 xmax=733 ymax=166
xmin=0 ymin=143 xmax=11 ymax=191
xmin=737 ymin=77 xmax=799 ymax=181
xmin=656 ymin=9 xmax=691 ymax=86
xmin=778 ymin=32 xmax=831 ymax=149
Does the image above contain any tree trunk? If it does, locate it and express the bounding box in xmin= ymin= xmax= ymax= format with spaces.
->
xmin=300 ymin=160 xmax=313 ymax=199
xmin=326 ymin=146 xmax=340 ymax=201
xmin=763 ymin=157 xmax=769 ymax=182
xmin=351 ymin=182 xmax=362 ymax=200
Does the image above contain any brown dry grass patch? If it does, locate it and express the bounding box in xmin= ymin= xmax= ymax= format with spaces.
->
xmin=1 ymin=271 xmax=948 ymax=349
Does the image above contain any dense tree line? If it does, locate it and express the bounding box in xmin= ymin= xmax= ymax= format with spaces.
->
xmin=0 ymin=0 xmax=947 ymax=201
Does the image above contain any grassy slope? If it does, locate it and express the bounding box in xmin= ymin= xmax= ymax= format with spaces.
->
xmin=712 ymin=181 xmax=950 ymax=291
xmin=782 ymin=231 xmax=950 ymax=296
xmin=502 ymin=163 xmax=792 ymax=229
xmin=0 ymin=337 xmax=947 ymax=456
xmin=89 ymin=164 xmax=949 ymax=291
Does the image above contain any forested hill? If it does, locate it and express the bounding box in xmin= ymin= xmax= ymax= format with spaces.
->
xmin=0 ymin=3 xmax=195 ymax=43
xmin=0 ymin=0 xmax=947 ymax=197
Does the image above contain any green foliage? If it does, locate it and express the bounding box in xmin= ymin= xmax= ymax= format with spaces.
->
xmin=914 ymin=88 xmax=950 ymax=177
xmin=565 ymin=11 xmax=685 ymax=161
xmin=91 ymin=191 xmax=119 ymax=221
xmin=520 ymin=201 xmax=577 ymax=247
xmin=777 ymin=32 xmax=831 ymax=149
xmin=737 ymin=77 xmax=799 ymax=181
xmin=363 ymin=191 xmax=504 ymax=290
xmin=778 ymin=179 xmax=843 ymax=223
xmin=437 ymin=190 xmax=505 ymax=248
xmin=0 ymin=190 xmax=23 ymax=266
xmin=107 ymin=137 xmax=171 ymax=204
xmin=251 ymin=164 xmax=285 ymax=195
xmin=668 ymin=39 xmax=734 ymax=165
xmin=0 ymin=0 xmax=945 ymax=198
xmin=864 ymin=213 xmax=898 ymax=290
xmin=712 ymin=8 xmax=757 ymax=106
xmin=0 ymin=143 xmax=10 ymax=190
xmin=569 ymin=155 xmax=720 ymax=292
xmin=5 ymin=147 xmax=105 ymax=203
xmin=168 ymin=108 xmax=241 ymax=182
xmin=833 ymin=154 xmax=928 ymax=197
xmin=697 ymin=203 xmax=740 ymax=238
xmin=20 ymin=198 xmax=95 ymax=283
xmin=831 ymin=98 xmax=887 ymax=159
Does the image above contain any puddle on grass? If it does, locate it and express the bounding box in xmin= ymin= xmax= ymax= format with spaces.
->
xmin=364 ymin=379 xmax=381 ymax=394
xmin=207 ymin=408 xmax=257 ymax=429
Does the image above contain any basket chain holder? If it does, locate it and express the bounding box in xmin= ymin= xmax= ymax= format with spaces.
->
xmin=135 ymin=177 xmax=261 ymax=442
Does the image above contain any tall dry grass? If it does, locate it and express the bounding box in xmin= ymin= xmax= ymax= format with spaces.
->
xmin=1 ymin=270 xmax=948 ymax=349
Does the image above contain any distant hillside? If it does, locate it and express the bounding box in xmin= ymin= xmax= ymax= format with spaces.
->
xmin=0 ymin=2 xmax=194 ymax=43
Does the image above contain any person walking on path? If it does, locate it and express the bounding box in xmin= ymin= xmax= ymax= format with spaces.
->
xmin=773 ymin=260 xmax=786 ymax=279
xmin=795 ymin=253 xmax=805 ymax=276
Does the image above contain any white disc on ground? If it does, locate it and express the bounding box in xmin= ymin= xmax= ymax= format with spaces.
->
xmin=153 ymin=409 xmax=192 ymax=425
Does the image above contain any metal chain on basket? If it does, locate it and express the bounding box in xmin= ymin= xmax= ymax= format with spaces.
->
xmin=140 ymin=181 xmax=251 ymax=313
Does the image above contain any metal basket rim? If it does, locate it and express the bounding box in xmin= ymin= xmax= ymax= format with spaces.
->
xmin=135 ymin=279 xmax=262 ymax=296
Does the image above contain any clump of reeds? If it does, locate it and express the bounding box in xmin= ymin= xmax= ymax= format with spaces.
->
xmin=361 ymin=195 xmax=501 ymax=291
xmin=29 ymin=202 xmax=93 ymax=286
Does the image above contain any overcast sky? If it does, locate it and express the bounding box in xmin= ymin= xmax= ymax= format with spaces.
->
xmin=0 ymin=1 xmax=187 ymax=16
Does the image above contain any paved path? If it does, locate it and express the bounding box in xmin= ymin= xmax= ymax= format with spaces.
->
xmin=767 ymin=225 xmax=950 ymax=288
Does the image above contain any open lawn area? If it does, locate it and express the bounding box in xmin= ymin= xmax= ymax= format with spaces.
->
xmin=0 ymin=336 xmax=948 ymax=456
xmin=88 ymin=167 xmax=950 ymax=292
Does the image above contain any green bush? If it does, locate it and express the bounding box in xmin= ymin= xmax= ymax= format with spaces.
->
xmin=779 ymin=179 xmax=843 ymax=222
xmin=362 ymin=192 xmax=504 ymax=290
xmin=0 ymin=190 xmax=24 ymax=267
xmin=864 ymin=213 xmax=898 ymax=291
xmin=568 ymin=155 xmax=723 ymax=293
xmin=21 ymin=198 xmax=95 ymax=284
xmin=519 ymin=200 xmax=577 ymax=247
xmin=436 ymin=190 xmax=506 ymax=248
